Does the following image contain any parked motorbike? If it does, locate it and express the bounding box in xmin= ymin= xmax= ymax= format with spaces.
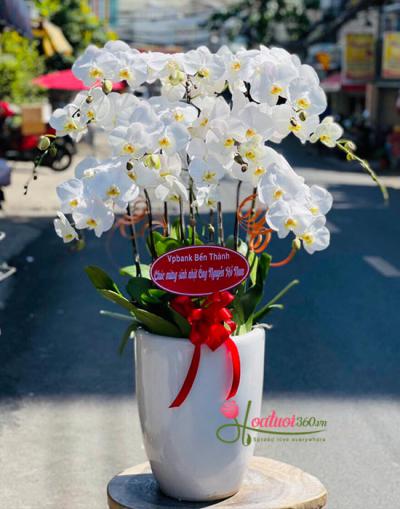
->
xmin=0 ymin=102 xmax=76 ymax=171
xmin=0 ymin=126 xmax=76 ymax=171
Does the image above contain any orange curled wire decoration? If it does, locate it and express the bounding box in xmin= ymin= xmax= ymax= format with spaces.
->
xmin=116 ymin=197 xmax=148 ymax=239
xmin=115 ymin=196 xmax=168 ymax=238
xmin=237 ymin=193 xmax=297 ymax=267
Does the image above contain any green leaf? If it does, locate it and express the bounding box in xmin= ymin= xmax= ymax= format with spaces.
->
xmin=118 ymin=322 xmax=138 ymax=355
xmin=126 ymin=277 xmax=153 ymax=301
xmin=120 ymin=264 xmax=150 ymax=279
xmin=99 ymin=310 xmax=133 ymax=321
xmin=155 ymin=237 xmax=182 ymax=256
xmin=85 ymin=265 xmax=120 ymax=293
xmin=99 ymin=290 xmax=136 ymax=312
xmin=185 ymin=225 xmax=203 ymax=246
xmin=100 ymin=290 xmax=181 ymax=337
xmin=240 ymin=253 xmax=271 ymax=323
xmin=133 ymin=307 xmax=181 ymax=337
xmin=169 ymin=306 xmax=191 ymax=337
xmin=231 ymin=282 xmax=246 ymax=326
xmin=140 ymin=288 xmax=167 ymax=304
xmin=253 ymin=279 xmax=299 ymax=323
xmin=248 ymin=251 xmax=259 ymax=286
xmin=225 ymin=235 xmax=248 ymax=257
xmin=170 ymin=218 xmax=181 ymax=240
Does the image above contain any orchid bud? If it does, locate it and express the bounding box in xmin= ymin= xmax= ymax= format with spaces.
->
xmin=37 ymin=136 xmax=51 ymax=151
xmin=168 ymin=70 xmax=185 ymax=86
xmin=144 ymin=154 xmax=161 ymax=170
xmin=49 ymin=145 xmax=57 ymax=157
xmin=344 ymin=141 xmax=356 ymax=151
xmin=102 ymin=80 xmax=113 ymax=94
xmin=292 ymin=238 xmax=301 ymax=251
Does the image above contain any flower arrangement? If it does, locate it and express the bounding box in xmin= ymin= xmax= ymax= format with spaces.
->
xmin=42 ymin=41 xmax=385 ymax=351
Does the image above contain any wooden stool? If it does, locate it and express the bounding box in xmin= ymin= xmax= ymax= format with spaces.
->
xmin=107 ymin=456 xmax=327 ymax=509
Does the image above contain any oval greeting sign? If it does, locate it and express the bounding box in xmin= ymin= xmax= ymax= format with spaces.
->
xmin=150 ymin=245 xmax=250 ymax=296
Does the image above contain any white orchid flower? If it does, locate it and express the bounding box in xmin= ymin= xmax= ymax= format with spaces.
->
xmin=84 ymin=162 xmax=139 ymax=209
xmin=189 ymin=156 xmax=226 ymax=186
xmin=230 ymin=102 xmax=274 ymax=143
xmin=300 ymin=217 xmax=330 ymax=254
xmin=237 ymin=137 xmax=267 ymax=165
xmin=155 ymin=175 xmax=189 ymax=203
xmin=193 ymin=185 xmax=219 ymax=209
xmin=266 ymin=199 xmax=314 ymax=239
xmin=270 ymin=104 xmax=320 ymax=144
xmin=72 ymin=45 xmax=116 ymax=85
xmin=74 ymin=88 xmax=111 ymax=126
xmin=72 ymin=198 xmax=114 ymax=237
xmin=109 ymin=123 xmax=158 ymax=157
xmin=304 ymin=185 xmax=333 ymax=217
xmin=190 ymin=96 xmax=230 ymax=138
xmin=157 ymin=124 xmax=189 ymax=154
xmin=151 ymin=98 xmax=198 ymax=127
xmin=257 ymin=162 xmax=304 ymax=206
xmin=56 ymin=178 xmax=85 ymax=213
xmin=156 ymin=55 xmax=187 ymax=100
xmin=54 ymin=212 xmax=78 ymax=243
xmin=203 ymin=122 xmax=237 ymax=167
xmin=290 ymin=114 xmax=321 ymax=144
xmin=249 ymin=55 xmax=298 ymax=105
xmin=49 ymin=104 xmax=86 ymax=140
xmin=100 ymin=92 xmax=141 ymax=131
xmin=217 ymin=46 xmax=251 ymax=91
xmin=157 ymin=153 xmax=182 ymax=179
xmin=126 ymin=159 xmax=160 ymax=188
xmin=310 ymin=117 xmax=344 ymax=147
xmin=288 ymin=78 xmax=327 ymax=116
xmin=74 ymin=156 xmax=101 ymax=179
xmin=231 ymin=160 xmax=267 ymax=186
xmin=183 ymin=46 xmax=226 ymax=95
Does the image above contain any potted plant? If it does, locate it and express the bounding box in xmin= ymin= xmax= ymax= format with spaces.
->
xmin=39 ymin=41 xmax=385 ymax=501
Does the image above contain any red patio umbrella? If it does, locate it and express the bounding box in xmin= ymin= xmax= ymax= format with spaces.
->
xmin=32 ymin=69 xmax=125 ymax=91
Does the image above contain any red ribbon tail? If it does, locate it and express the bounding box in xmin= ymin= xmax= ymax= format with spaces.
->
xmin=225 ymin=338 xmax=241 ymax=400
xmin=169 ymin=344 xmax=201 ymax=408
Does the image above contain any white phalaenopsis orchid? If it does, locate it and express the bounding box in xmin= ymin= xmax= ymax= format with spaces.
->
xmin=49 ymin=41 xmax=358 ymax=258
xmin=310 ymin=116 xmax=344 ymax=147
xmin=54 ymin=212 xmax=78 ymax=243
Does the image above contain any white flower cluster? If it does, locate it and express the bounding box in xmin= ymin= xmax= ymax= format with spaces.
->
xmin=51 ymin=41 xmax=342 ymax=254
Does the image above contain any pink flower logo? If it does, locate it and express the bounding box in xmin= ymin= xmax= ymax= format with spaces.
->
xmin=220 ymin=400 xmax=239 ymax=419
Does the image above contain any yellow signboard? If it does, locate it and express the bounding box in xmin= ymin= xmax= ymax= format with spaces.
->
xmin=343 ymin=33 xmax=375 ymax=82
xmin=382 ymin=32 xmax=400 ymax=79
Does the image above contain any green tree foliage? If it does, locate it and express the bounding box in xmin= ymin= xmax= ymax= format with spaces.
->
xmin=209 ymin=0 xmax=318 ymax=48
xmin=34 ymin=0 xmax=117 ymax=70
xmin=0 ymin=30 xmax=45 ymax=103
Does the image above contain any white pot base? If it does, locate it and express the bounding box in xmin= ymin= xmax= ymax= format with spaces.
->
xmin=135 ymin=327 xmax=265 ymax=501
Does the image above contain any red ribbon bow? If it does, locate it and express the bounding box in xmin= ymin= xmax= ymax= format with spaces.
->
xmin=169 ymin=291 xmax=241 ymax=408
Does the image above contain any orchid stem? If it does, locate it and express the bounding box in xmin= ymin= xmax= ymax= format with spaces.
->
xmin=217 ymin=201 xmax=224 ymax=246
xmin=189 ymin=178 xmax=196 ymax=245
xmin=144 ymin=190 xmax=157 ymax=260
xmin=179 ymin=197 xmax=185 ymax=242
xmin=247 ymin=186 xmax=257 ymax=243
xmin=208 ymin=208 xmax=215 ymax=243
xmin=233 ymin=181 xmax=242 ymax=251
xmin=163 ymin=201 xmax=169 ymax=236
xmin=126 ymin=204 xmax=142 ymax=277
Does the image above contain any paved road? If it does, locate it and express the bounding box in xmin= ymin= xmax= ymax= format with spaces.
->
xmin=1 ymin=146 xmax=400 ymax=508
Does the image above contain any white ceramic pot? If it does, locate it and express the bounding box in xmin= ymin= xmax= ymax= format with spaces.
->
xmin=135 ymin=327 xmax=265 ymax=501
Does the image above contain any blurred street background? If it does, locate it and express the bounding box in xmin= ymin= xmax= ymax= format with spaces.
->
xmin=1 ymin=1 xmax=400 ymax=508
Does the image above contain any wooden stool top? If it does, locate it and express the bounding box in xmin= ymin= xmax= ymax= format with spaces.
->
xmin=107 ymin=456 xmax=327 ymax=509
